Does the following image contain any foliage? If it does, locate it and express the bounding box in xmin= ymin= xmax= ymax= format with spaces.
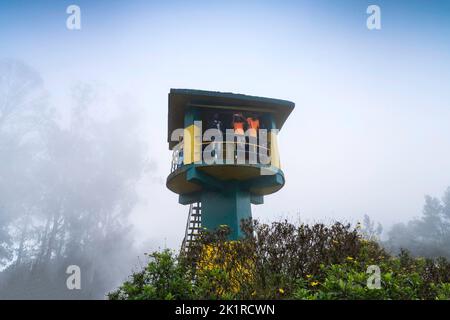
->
xmin=386 ymin=187 xmax=450 ymax=259
xmin=108 ymin=250 xmax=193 ymax=300
xmin=109 ymin=220 xmax=450 ymax=300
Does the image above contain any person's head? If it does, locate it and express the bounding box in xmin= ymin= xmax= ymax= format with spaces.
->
xmin=213 ymin=113 xmax=219 ymax=120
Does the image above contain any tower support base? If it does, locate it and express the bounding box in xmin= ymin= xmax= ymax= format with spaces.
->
xmin=201 ymin=182 xmax=251 ymax=239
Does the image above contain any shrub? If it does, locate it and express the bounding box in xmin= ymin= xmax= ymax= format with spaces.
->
xmin=108 ymin=250 xmax=192 ymax=300
xmin=109 ymin=219 xmax=450 ymax=300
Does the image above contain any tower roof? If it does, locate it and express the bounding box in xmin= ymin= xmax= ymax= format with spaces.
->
xmin=167 ymin=89 xmax=295 ymax=149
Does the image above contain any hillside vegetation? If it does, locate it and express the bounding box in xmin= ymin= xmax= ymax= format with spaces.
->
xmin=109 ymin=219 xmax=450 ymax=300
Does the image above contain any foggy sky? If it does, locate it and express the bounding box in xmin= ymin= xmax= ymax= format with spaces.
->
xmin=1 ymin=0 xmax=450 ymax=250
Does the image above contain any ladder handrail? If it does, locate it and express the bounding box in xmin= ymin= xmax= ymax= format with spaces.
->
xmin=181 ymin=202 xmax=201 ymax=253
xmin=181 ymin=204 xmax=193 ymax=253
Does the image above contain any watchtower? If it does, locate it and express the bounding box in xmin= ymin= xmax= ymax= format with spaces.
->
xmin=166 ymin=89 xmax=294 ymax=244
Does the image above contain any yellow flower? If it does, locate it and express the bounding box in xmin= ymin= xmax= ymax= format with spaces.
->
xmin=279 ymin=288 xmax=284 ymax=294
xmin=306 ymin=274 xmax=312 ymax=278
xmin=346 ymin=256 xmax=354 ymax=261
xmin=310 ymin=281 xmax=319 ymax=286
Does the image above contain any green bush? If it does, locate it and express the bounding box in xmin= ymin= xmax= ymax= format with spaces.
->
xmin=108 ymin=250 xmax=192 ymax=300
xmin=109 ymin=220 xmax=450 ymax=300
xmin=289 ymin=249 xmax=450 ymax=300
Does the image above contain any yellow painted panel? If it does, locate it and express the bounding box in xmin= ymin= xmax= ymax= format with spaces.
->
xmin=193 ymin=123 xmax=202 ymax=163
xmin=183 ymin=123 xmax=202 ymax=165
xmin=270 ymin=131 xmax=281 ymax=169
xmin=183 ymin=125 xmax=193 ymax=164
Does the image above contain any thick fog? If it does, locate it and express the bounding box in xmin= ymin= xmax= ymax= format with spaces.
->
xmin=0 ymin=60 xmax=153 ymax=298
xmin=1 ymin=1 xmax=450 ymax=299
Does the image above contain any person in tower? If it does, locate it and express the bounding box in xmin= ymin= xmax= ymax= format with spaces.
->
xmin=246 ymin=114 xmax=260 ymax=163
xmin=207 ymin=113 xmax=223 ymax=161
xmin=232 ymin=112 xmax=246 ymax=162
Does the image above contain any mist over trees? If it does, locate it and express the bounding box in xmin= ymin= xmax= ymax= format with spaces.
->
xmin=385 ymin=188 xmax=450 ymax=259
xmin=0 ymin=60 xmax=149 ymax=299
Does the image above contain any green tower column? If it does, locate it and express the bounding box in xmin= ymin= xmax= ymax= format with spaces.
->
xmin=200 ymin=182 xmax=252 ymax=240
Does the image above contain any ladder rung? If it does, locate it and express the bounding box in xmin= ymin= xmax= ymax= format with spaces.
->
xmin=182 ymin=202 xmax=202 ymax=252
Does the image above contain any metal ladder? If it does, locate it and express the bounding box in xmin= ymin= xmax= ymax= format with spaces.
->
xmin=181 ymin=202 xmax=202 ymax=253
